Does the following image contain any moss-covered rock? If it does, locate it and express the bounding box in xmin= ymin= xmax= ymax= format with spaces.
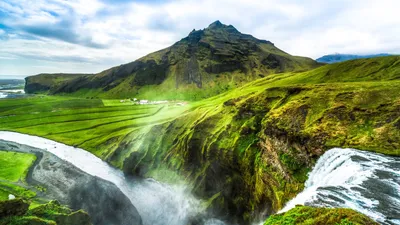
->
xmin=0 ymin=199 xmax=91 ymax=225
xmin=263 ymin=205 xmax=378 ymax=225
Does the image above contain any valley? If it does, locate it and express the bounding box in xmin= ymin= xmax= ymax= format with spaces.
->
xmin=1 ymin=54 xmax=399 ymax=224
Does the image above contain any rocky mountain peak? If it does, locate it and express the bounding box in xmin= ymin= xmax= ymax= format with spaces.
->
xmin=208 ymin=20 xmax=224 ymax=29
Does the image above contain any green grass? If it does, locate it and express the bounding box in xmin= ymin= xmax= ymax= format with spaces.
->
xmin=1 ymin=56 xmax=399 ymax=223
xmin=0 ymin=151 xmax=37 ymax=201
xmin=0 ymin=151 xmax=36 ymax=182
xmin=263 ymin=206 xmax=378 ymax=225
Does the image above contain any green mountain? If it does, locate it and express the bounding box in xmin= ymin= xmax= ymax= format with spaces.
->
xmin=25 ymin=21 xmax=319 ymax=100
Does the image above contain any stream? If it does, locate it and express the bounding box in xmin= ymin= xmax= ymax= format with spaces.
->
xmin=0 ymin=132 xmax=399 ymax=225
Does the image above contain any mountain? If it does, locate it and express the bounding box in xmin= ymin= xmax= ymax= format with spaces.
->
xmin=316 ymin=53 xmax=391 ymax=64
xmin=25 ymin=21 xmax=320 ymax=100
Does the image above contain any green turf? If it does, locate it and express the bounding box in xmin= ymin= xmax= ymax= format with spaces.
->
xmin=0 ymin=151 xmax=36 ymax=182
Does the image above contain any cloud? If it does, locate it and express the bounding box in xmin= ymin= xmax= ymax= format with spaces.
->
xmin=0 ymin=0 xmax=399 ymax=76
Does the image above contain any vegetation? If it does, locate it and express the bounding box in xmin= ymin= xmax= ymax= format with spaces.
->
xmin=0 ymin=151 xmax=36 ymax=182
xmin=25 ymin=73 xmax=91 ymax=94
xmin=263 ymin=206 xmax=378 ymax=225
xmin=1 ymin=56 xmax=399 ymax=223
xmin=0 ymin=199 xmax=91 ymax=225
xmin=0 ymin=151 xmax=37 ymax=201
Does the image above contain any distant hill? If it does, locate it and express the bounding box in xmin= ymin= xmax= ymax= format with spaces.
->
xmin=25 ymin=21 xmax=321 ymax=100
xmin=25 ymin=73 xmax=92 ymax=94
xmin=316 ymin=53 xmax=391 ymax=64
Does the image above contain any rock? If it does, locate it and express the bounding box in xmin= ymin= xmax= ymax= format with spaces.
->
xmin=0 ymin=199 xmax=29 ymax=217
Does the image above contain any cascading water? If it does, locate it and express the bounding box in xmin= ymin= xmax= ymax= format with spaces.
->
xmin=280 ymin=148 xmax=400 ymax=225
xmin=0 ymin=131 xmax=225 ymax=225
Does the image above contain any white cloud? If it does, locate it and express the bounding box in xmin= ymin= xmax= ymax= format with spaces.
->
xmin=1 ymin=0 xmax=399 ymax=76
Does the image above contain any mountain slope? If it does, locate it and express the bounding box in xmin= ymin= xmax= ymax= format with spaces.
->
xmin=5 ymin=56 xmax=400 ymax=224
xmin=25 ymin=21 xmax=320 ymax=100
xmin=316 ymin=53 xmax=391 ymax=64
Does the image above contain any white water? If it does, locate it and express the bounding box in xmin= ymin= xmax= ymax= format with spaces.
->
xmin=280 ymin=148 xmax=400 ymax=225
xmin=0 ymin=131 xmax=225 ymax=225
xmin=0 ymin=92 xmax=7 ymax=98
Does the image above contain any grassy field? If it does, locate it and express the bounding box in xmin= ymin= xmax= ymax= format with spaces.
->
xmin=1 ymin=56 xmax=399 ymax=223
xmin=0 ymin=151 xmax=37 ymax=201
xmin=0 ymin=151 xmax=36 ymax=182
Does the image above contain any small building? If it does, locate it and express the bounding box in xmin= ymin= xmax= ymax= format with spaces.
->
xmin=139 ymin=100 xmax=149 ymax=104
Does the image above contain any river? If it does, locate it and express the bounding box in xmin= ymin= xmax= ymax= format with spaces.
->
xmin=0 ymin=132 xmax=399 ymax=225
xmin=0 ymin=131 xmax=225 ymax=225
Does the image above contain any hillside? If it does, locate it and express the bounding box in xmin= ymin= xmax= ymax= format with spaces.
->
xmin=24 ymin=21 xmax=320 ymax=100
xmin=3 ymin=56 xmax=400 ymax=224
xmin=25 ymin=73 xmax=91 ymax=94
xmin=316 ymin=53 xmax=391 ymax=64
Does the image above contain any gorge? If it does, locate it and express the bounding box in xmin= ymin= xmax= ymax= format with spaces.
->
xmin=1 ymin=132 xmax=399 ymax=224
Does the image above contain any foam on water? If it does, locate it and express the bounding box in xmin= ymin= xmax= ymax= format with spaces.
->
xmin=280 ymin=148 xmax=400 ymax=225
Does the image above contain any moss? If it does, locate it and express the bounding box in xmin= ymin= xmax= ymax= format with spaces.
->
xmin=0 ymin=199 xmax=91 ymax=225
xmin=263 ymin=206 xmax=378 ymax=225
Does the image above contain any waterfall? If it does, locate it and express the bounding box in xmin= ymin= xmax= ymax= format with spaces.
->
xmin=0 ymin=131 xmax=226 ymax=225
xmin=280 ymin=148 xmax=400 ymax=225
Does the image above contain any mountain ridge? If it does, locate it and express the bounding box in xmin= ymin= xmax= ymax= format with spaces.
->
xmin=25 ymin=21 xmax=320 ymax=100
xmin=316 ymin=53 xmax=391 ymax=64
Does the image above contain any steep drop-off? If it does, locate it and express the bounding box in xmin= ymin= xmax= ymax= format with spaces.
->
xmin=25 ymin=21 xmax=319 ymax=100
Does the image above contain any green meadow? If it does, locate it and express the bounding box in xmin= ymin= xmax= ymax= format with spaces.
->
xmin=0 ymin=151 xmax=37 ymax=201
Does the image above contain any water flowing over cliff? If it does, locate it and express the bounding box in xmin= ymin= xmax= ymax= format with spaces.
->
xmin=281 ymin=148 xmax=400 ymax=225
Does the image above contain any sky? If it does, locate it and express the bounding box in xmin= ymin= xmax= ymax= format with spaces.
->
xmin=0 ymin=0 xmax=399 ymax=76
